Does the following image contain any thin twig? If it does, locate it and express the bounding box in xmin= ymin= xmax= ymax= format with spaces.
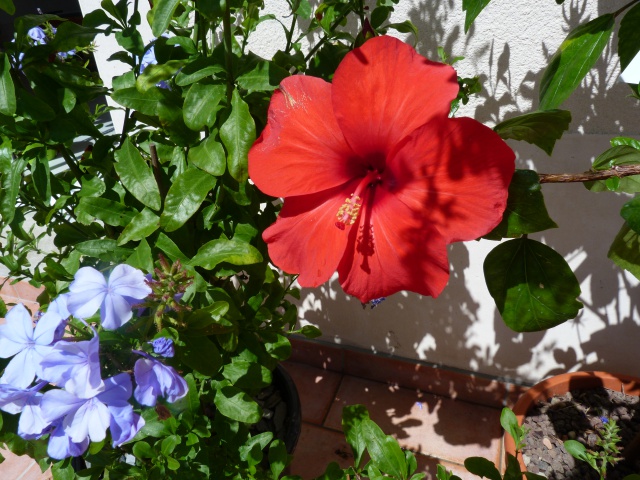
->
xmin=538 ymin=164 xmax=640 ymax=184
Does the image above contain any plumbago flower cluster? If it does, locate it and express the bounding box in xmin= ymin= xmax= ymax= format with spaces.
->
xmin=0 ymin=264 xmax=188 ymax=460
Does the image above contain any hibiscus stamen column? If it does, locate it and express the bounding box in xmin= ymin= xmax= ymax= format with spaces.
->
xmin=335 ymin=170 xmax=381 ymax=230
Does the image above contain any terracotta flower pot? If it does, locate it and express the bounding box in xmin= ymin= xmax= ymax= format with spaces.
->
xmin=505 ymin=371 xmax=640 ymax=472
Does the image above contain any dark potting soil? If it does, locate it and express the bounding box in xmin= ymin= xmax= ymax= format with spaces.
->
xmin=521 ymin=387 xmax=640 ymax=479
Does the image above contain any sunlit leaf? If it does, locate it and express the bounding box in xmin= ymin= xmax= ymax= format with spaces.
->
xmin=160 ymin=168 xmax=217 ymax=232
xmin=608 ymin=223 xmax=640 ymax=281
xmin=150 ymin=0 xmax=181 ymax=37
xmin=619 ymin=3 xmax=640 ymax=72
xmin=183 ymin=83 xmax=225 ymax=131
xmin=539 ymin=14 xmax=614 ymax=110
xmin=190 ymin=237 xmax=262 ymax=270
xmin=114 ymin=138 xmax=162 ymax=210
xmin=462 ymin=0 xmax=491 ymax=33
xmin=484 ymin=238 xmax=583 ymax=332
xmin=485 ymin=170 xmax=557 ymax=239
xmin=494 ymin=110 xmax=571 ymax=155
xmin=220 ymin=89 xmax=255 ymax=183
xmin=0 ymin=53 xmax=16 ymax=116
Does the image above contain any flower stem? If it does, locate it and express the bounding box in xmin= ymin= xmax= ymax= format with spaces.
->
xmin=613 ymin=0 xmax=640 ymax=18
xmin=538 ymin=164 xmax=640 ymax=183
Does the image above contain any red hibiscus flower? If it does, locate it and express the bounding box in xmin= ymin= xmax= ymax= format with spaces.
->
xmin=249 ymin=36 xmax=514 ymax=303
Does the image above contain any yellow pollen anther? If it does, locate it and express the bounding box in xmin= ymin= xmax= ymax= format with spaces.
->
xmin=335 ymin=194 xmax=362 ymax=230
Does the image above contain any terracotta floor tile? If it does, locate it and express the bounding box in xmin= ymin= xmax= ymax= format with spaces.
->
xmin=414 ymin=455 xmax=474 ymax=480
xmin=290 ymin=337 xmax=344 ymax=373
xmin=0 ymin=449 xmax=51 ymax=479
xmin=12 ymin=281 xmax=44 ymax=303
xmin=288 ymin=423 xmax=353 ymax=479
xmin=343 ymin=349 xmax=506 ymax=408
xmin=324 ymin=376 xmax=502 ymax=466
xmin=0 ymin=281 xmax=19 ymax=300
xmin=282 ymin=361 xmax=343 ymax=425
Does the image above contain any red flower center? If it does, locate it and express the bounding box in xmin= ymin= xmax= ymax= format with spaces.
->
xmin=335 ymin=169 xmax=382 ymax=230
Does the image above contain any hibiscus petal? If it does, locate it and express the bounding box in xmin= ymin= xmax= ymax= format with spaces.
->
xmin=337 ymin=188 xmax=450 ymax=302
xmin=332 ymin=36 xmax=458 ymax=159
xmin=248 ymin=75 xmax=359 ymax=197
xmin=263 ymin=183 xmax=357 ymax=287
xmin=108 ymin=264 xmax=151 ymax=300
xmin=389 ymin=117 xmax=514 ymax=243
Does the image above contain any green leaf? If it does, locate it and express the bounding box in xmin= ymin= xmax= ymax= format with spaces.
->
xmin=0 ymin=156 xmax=27 ymax=224
xmin=183 ymin=84 xmax=225 ymax=131
xmin=151 ymin=0 xmax=181 ymax=37
xmin=136 ymin=60 xmax=184 ymax=92
xmin=51 ymin=459 xmax=75 ymax=480
xmin=485 ymin=170 xmax=557 ymax=239
xmin=126 ymin=237 xmax=154 ymax=272
xmin=220 ymin=89 xmax=255 ymax=183
xmin=76 ymin=197 xmax=136 ymax=227
xmin=269 ymin=439 xmax=289 ymax=479
xmin=156 ymin=232 xmax=189 ymax=263
xmin=0 ymin=53 xmax=16 ymax=116
xmin=362 ymin=418 xmax=407 ymax=479
xmin=188 ymin=135 xmax=226 ymax=176
xmin=539 ymin=14 xmax=614 ymax=110
xmin=585 ymin=145 xmax=640 ymax=193
xmin=132 ymin=441 xmax=154 ymax=459
xmin=180 ymin=335 xmax=222 ymax=376
xmin=462 ymin=0 xmax=491 ymax=33
xmin=118 ymin=208 xmax=160 ymax=245
xmin=524 ymin=474 xmax=548 ymax=480
xmin=621 ymin=196 xmax=640 ymax=234
xmin=186 ymin=302 xmax=230 ymax=329
xmin=500 ymin=408 xmax=522 ymax=445
xmin=484 ymin=238 xmax=583 ymax=332
xmin=608 ymin=223 xmax=640 ymax=281
xmin=342 ymin=405 xmax=369 ymax=469
xmin=50 ymin=22 xmax=103 ymax=51
xmin=563 ymin=439 xmax=589 ymax=460
xmin=114 ymin=138 xmax=161 ymax=210
xmin=190 ymin=237 xmax=262 ymax=270
xmin=619 ymin=4 xmax=640 ymax=72
xmin=463 ymin=457 xmax=501 ymax=480
xmin=160 ymin=167 xmax=217 ymax=232
xmin=494 ymin=110 xmax=571 ymax=155
xmin=239 ymin=431 xmax=272 ymax=466
xmin=300 ymin=325 xmax=322 ymax=339
xmin=236 ymin=61 xmax=289 ymax=94
xmin=75 ymin=239 xmax=132 ymax=261
xmin=111 ymin=86 xmax=167 ymax=116
xmin=175 ymin=56 xmax=225 ymax=86
xmin=223 ymin=360 xmax=271 ymax=389
xmin=213 ymin=385 xmax=262 ymax=424
xmin=0 ymin=0 xmax=15 ymax=15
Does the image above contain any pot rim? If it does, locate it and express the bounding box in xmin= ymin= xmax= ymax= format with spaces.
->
xmin=504 ymin=370 xmax=640 ymax=471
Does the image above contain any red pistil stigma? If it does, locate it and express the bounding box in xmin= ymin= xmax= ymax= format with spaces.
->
xmin=335 ymin=194 xmax=362 ymax=230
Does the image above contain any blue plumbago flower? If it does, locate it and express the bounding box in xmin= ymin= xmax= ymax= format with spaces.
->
xmin=133 ymin=354 xmax=188 ymax=406
xmin=39 ymin=332 xmax=103 ymax=399
xmin=27 ymin=26 xmax=48 ymax=45
xmin=601 ymin=416 xmax=609 ymax=424
xmin=370 ymin=297 xmax=386 ymax=309
xmin=0 ymin=303 xmax=65 ymax=388
xmin=67 ymin=265 xmax=151 ymax=330
xmin=0 ymin=381 xmax=49 ymax=439
xmin=41 ymin=373 xmax=144 ymax=459
xmin=46 ymin=293 xmax=71 ymax=341
xmin=149 ymin=337 xmax=175 ymax=358
xmin=47 ymin=420 xmax=90 ymax=460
